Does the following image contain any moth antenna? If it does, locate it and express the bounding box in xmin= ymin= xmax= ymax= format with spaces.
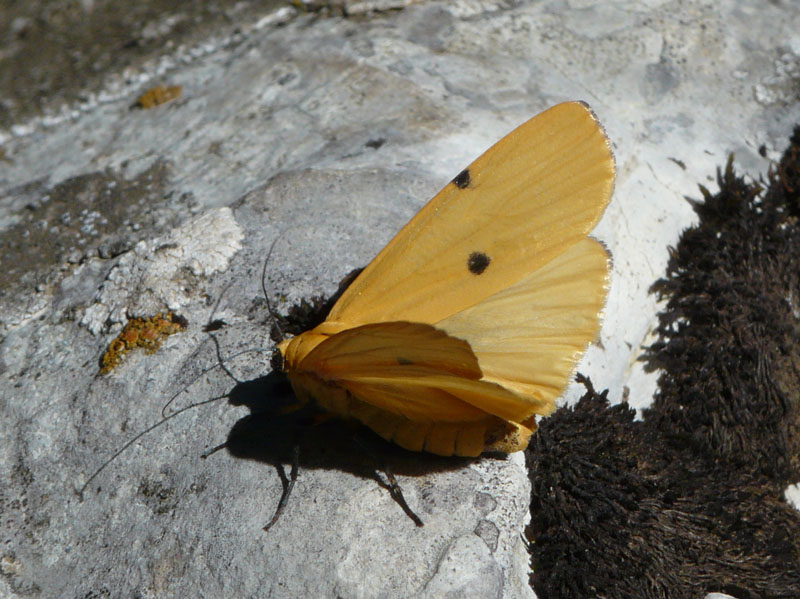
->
xmin=203 ymin=281 xmax=245 ymax=386
xmin=159 ymin=344 xmax=271 ymax=419
xmin=158 ymin=272 xmax=274 ymax=418
xmin=160 ymin=282 xmax=245 ymax=419
xmin=83 ymin=263 xmax=278 ymax=504
xmin=161 ymin=360 xmax=213 ymax=419
xmin=262 ymin=235 xmax=285 ymax=341
xmin=208 ymin=331 xmax=244 ymax=385
xmin=78 ymin=394 xmax=225 ymax=500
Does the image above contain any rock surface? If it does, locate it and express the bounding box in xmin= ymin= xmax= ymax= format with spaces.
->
xmin=2 ymin=1 xmax=799 ymax=597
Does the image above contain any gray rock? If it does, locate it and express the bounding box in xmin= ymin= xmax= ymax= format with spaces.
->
xmin=2 ymin=1 xmax=799 ymax=598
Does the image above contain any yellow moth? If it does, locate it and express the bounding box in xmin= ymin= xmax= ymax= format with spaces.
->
xmin=277 ymin=101 xmax=614 ymax=457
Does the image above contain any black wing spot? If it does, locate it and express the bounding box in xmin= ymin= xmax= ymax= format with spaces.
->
xmin=468 ymin=252 xmax=490 ymax=275
xmin=397 ymin=357 xmax=414 ymax=365
xmin=452 ymin=169 xmax=471 ymax=189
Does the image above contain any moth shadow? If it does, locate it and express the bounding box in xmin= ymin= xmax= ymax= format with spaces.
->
xmin=218 ymin=371 xmax=480 ymax=481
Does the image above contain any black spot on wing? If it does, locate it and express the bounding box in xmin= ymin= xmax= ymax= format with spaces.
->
xmin=468 ymin=252 xmax=490 ymax=275
xmin=452 ymin=169 xmax=471 ymax=189
xmin=397 ymin=357 xmax=414 ymax=365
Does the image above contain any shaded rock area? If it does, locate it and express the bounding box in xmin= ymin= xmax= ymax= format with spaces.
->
xmin=527 ymin=127 xmax=800 ymax=598
xmin=0 ymin=0 xmax=285 ymax=130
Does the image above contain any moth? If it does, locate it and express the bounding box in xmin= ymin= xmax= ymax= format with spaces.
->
xmin=276 ymin=101 xmax=614 ymax=458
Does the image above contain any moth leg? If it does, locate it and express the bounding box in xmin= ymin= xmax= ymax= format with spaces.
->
xmin=378 ymin=463 xmax=424 ymax=528
xmin=263 ymin=443 xmax=300 ymax=532
xmin=353 ymin=436 xmax=424 ymax=527
xmin=201 ymin=442 xmax=227 ymax=459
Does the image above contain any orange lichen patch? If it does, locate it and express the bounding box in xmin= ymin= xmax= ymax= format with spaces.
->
xmin=135 ymin=85 xmax=182 ymax=109
xmin=100 ymin=312 xmax=188 ymax=374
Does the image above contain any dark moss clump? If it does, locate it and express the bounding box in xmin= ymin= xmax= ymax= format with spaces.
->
xmin=647 ymin=152 xmax=800 ymax=479
xmin=527 ymin=126 xmax=800 ymax=599
xmin=270 ymin=267 xmax=362 ymax=341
